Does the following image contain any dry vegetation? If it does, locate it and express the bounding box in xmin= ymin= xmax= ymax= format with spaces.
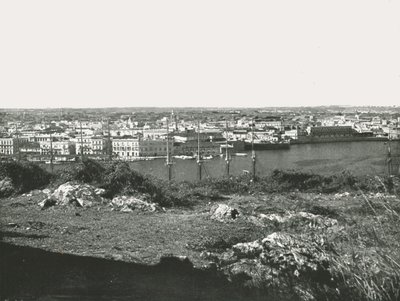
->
xmin=1 ymin=160 xmax=400 ymax=300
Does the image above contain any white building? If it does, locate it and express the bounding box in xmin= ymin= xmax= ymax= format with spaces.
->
xmin=75 ymin=136 xmax=106 ymax=155
xmin=0 ymin=137 xmax=16 ymax=155
xmin=112 ymin=137 xmax=173 ymax=159
xmin=40 ymin=140 xmax=74 ymax=155
xmin=284 ymin=129 xmax=299 ymax=140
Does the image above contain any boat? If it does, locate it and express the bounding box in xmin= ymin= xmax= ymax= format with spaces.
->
xmin=173 ymin=155 xmax=195 ymax=160
xmin=244 ymin=140 xmax=290 ymax=150
xmin=233 ymin=153 xmax=247 ymax=157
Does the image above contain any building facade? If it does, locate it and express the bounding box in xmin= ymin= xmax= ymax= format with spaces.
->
xmin=112 ymin=137 xmax=172 ymax=159
xmin=0 ymin=138 xmax=17 ymax=155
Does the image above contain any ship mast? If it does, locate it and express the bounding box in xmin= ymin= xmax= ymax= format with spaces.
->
xmin=197 ymin=120 xmax=202 ymax=180
xmin=166 ymin=119 xmax=173 ymax=181
xmin=107 ymin=118 xmax=112 ymax=161
xmin=251 ymin=119 xmax=256 ymax=181
xmin=387 ymin=138 xmax=392 ymax=176
xmin=15 ymin=123 xmax=20 ymax=162
xmin=49 ymin=130 xmax=54 ymax=173
xmin=225 ymin=120 xmax=231 ymax=176
xmin=80 ymin=120 xmax=84 ymax=162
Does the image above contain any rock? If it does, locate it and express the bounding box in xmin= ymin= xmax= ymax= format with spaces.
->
xmin=94 ymin=188 xmax=105 ymax=196
xmin=42 ymin=188 xmax=52 ymax=196
xmin=210 ymin=204 xmax=240 ymax=222
xmin=38 ymin=197 xmax=57 ymax=209
xmin=223 ymin=259 xmax=273 ymax=287
xmin=216 ymin=232 xmax=333 ymax=291
xmin=258 ymin=211 xmax=338 ymax=229
xmin=334 ymin=192 xmax=350 ymax=198
xmin=259 ymin=213 xmax=285 ymax=223
xmin=50 ymin=182 xmax=104 ymax=207
xmin=120 ymin=205 xmax=133 ymax=213
xmin=232 ymin=240 xmax=263 ymax=259
xmin=111 ymin=196 xmax=159 ymax=212
xmin=0 ymin=177 xmax=14 ymax=197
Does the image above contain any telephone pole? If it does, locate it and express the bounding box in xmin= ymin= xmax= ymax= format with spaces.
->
xmin=15 ymin=124 xmax=21 ymax=161
xmin=387 ymin=140 xmax=392 ymax=176
xmin=251 ymin=119 xmax=256 ymax=181
xmin=197 ymin=120 xmax=203 ymax=180
xmin=49 ymin=131 xmax=54 ymax=173
xmin=107 ymin=118 xmax=112 ymax=161
xmin=225 ymin=120 xmax=231 ymax=176
xmin=80 ymin=121 xmax=84 ymax=162
xmin=166 ymin=119 xmax=173 ymax=181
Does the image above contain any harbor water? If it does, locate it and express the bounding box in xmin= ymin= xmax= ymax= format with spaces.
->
xmin=128 ymin=141 xmax=396 ymax=181
xmin=40 ymin=141 xmax=398 ymax=181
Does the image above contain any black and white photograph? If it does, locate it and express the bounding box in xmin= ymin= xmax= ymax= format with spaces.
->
xmin=1 ymin=1 xmax=400 ymax=300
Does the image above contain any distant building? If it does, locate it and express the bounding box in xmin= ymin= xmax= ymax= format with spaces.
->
xmin=284 ymin=129 xmax=299 ymax=140
xmin=0 ymin=137 xmax=17 ymax=155
xmin=254 ymin=118 xmax=283 ymax=131
xmin=75 ymin=136 xmax=106 ymax=156
xmin=112 ymin=137 xmax=172 ymax=159
xmin=310 ymin=126 xmax=355 ymax=138
xmin=389 ymin=128 xmax=400 ymax=140
xmin=40 ymin=140 xmax=74 ymax=155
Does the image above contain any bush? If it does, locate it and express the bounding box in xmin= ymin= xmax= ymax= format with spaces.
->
xmin=0 ymin=161 xmax=51 ymax=197
xmin=54 ymin=159 xmax=105 ymax=186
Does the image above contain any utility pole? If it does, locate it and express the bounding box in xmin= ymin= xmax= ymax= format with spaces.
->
xmin=15 ymin=124 xmax=20 ymax=161
xmin=49 ymin=131 xmax=54 ymax=173
xmin=225 ymin=120 xmax=231 ymax=177
xmin=197 ymin=120 xmax=202 ymax=180
xmin=251 ymin=119 xmax=256 ymax=181
xmin=80 ymin=120 xmax=84 ymax=162
xmin=387 ymin=140 xmax=392 ymax=176
xmin=166 ymin=119 xmax=173 ymax=181
xmin=107 ymin=118 xmax=112 ymax=161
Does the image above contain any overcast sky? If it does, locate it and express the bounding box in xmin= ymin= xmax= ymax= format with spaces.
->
xmin=1 ymin=0 xmax=399 ymax=108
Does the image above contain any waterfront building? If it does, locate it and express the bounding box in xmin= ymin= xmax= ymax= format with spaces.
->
xmin=75 ymin=136 xmax=106 ymax=155
xmin=40 ymin=140 xmax=74 ymax=155
xmin=389 ymin=127 xmax=400 ymax=140
xmin=284 ymin=129 xmax=299 ymax=140
xmin=112 ymin=136 xmax=172 ymax=159
xmin=254 ymin=118 xmax=283 ymax=131
xmin=310 ymin=126 xmax=355 ymax=138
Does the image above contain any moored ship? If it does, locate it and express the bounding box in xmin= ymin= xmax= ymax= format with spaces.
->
xmin=244 ymin=140 xmax=290 ymax=150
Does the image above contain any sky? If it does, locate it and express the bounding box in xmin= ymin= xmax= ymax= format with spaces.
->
xmin=0 ymin=0 xmax=399 ymax=109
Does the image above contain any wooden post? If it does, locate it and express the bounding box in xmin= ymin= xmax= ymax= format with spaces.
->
xmin=166 ymin=119 xmax=173 ymax=181
xmin=197 ymin=120 xmax=202 ymax=181
xmin=251 ymin=119 xmax=256 ymax=181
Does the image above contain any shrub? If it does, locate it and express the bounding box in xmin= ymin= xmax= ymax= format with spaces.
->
xmin=0 ymin=161 xmax=51 ymax=197
xmin=53 ymin=159 xmax=105 ymax=186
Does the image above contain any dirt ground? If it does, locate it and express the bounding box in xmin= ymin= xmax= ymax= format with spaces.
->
xmin=0 ymin=193 xmax=270 ymax=268
xmin=2 ymin=190 xmax=400 ymax=300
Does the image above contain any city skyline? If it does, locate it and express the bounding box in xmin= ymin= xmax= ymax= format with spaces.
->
xmin=1 ymin=0 xmax=400 ymax=109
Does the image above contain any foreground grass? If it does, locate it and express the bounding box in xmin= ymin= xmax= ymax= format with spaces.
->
xmin=1 ymin=160 xmax=400 ymax=300
xmin=1 ymin=188 xmax=400 ymax=301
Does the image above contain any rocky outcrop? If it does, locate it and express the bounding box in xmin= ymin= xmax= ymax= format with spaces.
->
xmin=39 ymin=182 xmax=105 ymax=209
xmin=210 ymin=204 xmax=240 ymax=222
xmin=258 ymin=211 xmax=338 ymax=229
xmin=216 ymin=232 xmax=337 ymax=299
xmin=111 ymin=196 xmax=160 ymax=212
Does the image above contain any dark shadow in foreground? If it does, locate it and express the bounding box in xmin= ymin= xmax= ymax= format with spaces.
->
xmin=0 ymin=242 xmax=264 ymax=301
